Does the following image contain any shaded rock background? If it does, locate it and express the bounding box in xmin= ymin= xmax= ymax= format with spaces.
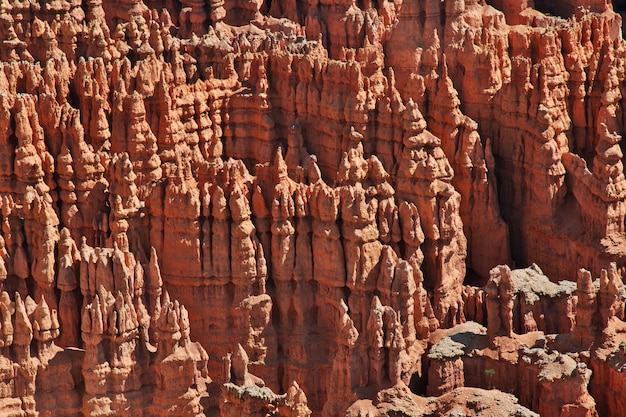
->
xmin=0 ymin=0 xmax=625 ymax=416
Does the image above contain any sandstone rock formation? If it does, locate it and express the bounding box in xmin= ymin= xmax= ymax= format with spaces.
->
xmin=1 ymin=0 xmax=626 ymax=416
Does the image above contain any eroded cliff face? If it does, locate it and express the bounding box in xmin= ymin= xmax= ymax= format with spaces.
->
xmin=0 ymin=0 xmax=625 ymax=416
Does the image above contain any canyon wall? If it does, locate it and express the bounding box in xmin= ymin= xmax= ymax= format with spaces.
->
xmin=0 ymin=0 xmax=625 ymax=415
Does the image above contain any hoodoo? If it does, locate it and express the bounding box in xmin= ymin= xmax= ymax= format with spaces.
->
xmin=0 ymin=0 xmax=625 ymax=416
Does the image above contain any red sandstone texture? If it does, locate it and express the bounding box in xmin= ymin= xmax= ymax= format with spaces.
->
xmin=0 ymin=0 xmax=626 ymax=416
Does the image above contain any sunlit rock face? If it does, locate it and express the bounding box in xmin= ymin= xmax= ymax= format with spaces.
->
xmin=0 ymin=0 xmax=625 ymax=416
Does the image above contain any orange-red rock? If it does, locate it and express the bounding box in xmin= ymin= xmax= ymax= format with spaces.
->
xmin=1 ymin=0 xmax=626 ymax=416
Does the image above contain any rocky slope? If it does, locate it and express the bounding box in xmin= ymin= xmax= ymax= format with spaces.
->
xmin=0 ymin=0 xmax=625 ymax=416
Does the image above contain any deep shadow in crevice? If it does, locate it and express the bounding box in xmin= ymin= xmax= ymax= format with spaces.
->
xmin=532 ymin=0 xmax=571 ymax=18
xmin=261 ymin=0 xmax=272 ymax=16
xmin=615 ymin=0 xmax=626 ymax=37
xmin=409 ymin=355 xmax=429 ymax=396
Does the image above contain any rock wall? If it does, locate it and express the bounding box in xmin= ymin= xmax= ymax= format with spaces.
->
xmin=0 ymin=0 xmax=625 ymax=416
xmin=0 ymin=236 xmax=211 ymax=417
